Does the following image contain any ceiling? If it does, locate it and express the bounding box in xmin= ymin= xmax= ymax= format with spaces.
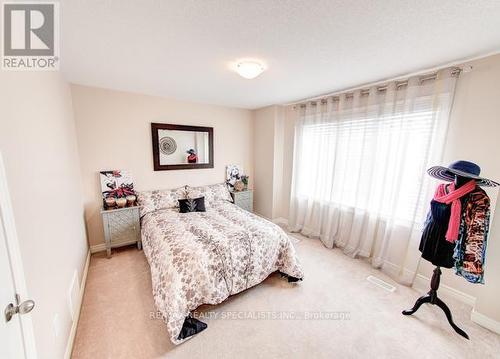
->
xmin=61 ymin=0 xmax=500 ymax=109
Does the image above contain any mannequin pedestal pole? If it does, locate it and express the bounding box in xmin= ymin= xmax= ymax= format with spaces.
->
xmin=402 ymin=266 xmax=469 ymax=339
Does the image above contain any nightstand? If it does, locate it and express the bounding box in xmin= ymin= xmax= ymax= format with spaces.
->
xmin=101 ymin=206 xmax=141 ymax=258
xmin=230 ymin=190 xmax=253 ymax=212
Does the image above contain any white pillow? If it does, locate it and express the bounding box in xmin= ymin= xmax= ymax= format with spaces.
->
xmin=187 ymin=183 xmax=232 ymax=207
xmin=136 ymin=186 xmax=187 ymax=217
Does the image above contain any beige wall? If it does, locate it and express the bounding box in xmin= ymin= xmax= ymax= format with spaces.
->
xmin=272 ymin=107 xmax=286 ymax=219
xmin=424 ymin=54 xmax=500 ymax=321
xmin=253 ymin=105 xmax=286 ymax=220
xmin=253 ymin=104 xmax=296 ymax=221
xmin=279 ymin=106 xmax=299 ymax=220
xmin=475 ymin=194 xmax=500 ymax=322
xmin=71 ymin=85 xmax=254 ymax=247
xmin=266 ymin=53 xmax=500 ymax=322
xmin=253 ymin=106 xmax=277 ymax=218
xmin=0 ymin=72 xmax=88 ymax=358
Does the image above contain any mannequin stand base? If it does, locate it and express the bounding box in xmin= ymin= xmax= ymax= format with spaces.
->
xmin=402 ymin=266 xmax=469 ymax=340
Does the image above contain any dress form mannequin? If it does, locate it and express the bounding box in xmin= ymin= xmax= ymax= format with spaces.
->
xmin=402 ymin=175 xmax=469 ymax=339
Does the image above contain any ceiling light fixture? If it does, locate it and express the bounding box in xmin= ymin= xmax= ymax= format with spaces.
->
xmin=236 ymin=61 xmax=265 ymax=79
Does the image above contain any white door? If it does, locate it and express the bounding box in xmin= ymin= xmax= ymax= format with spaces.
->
xmin=0 ymin=153 xmax=36 ymax=358
xmin=0 ymin=215 xmax=26 ymax=358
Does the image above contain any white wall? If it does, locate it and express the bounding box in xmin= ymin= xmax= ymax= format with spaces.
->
xmin=71 ymin=85 xmax=254 ymax=247
xmin=0 ymin=72 xmax=88 ymax=359
xmin=262 ymin=53 xmax=500 ymax=323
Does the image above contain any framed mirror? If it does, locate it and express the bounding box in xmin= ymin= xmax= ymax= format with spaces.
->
xmin=151 ymin=123 xmax=214 ymax=171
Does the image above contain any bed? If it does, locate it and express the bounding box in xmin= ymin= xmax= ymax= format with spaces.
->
xmin=137 ymin=183 xmax=304 ymax=344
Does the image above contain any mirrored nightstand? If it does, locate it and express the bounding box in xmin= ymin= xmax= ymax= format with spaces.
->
xmin=101 ymin=206 xmax=141 ymax=258
xmin=230 ymin=190 xmax=253 ymax=212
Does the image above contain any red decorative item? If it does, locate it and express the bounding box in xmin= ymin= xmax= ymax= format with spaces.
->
xmin=186 ymin=149 xmax=198 ymax=163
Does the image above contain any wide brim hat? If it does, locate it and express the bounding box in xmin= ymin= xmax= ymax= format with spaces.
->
xmin=427 ymin=160 xmax=499 ymax=187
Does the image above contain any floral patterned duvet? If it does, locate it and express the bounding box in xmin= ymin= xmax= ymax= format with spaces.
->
xmin=140 ymin=199 xmax=304 ymax=344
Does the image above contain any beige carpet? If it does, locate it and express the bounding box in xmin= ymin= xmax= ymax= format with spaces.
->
xmin=72 ymin=234 xmax=500 ymax=359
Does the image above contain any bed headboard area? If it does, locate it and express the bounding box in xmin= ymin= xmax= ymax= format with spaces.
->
xmin=137 ymin=183 xmax=233 ymax=217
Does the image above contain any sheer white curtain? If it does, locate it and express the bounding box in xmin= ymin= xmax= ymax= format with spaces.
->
xmin=289 ymin=69 xmax=458 ymax=284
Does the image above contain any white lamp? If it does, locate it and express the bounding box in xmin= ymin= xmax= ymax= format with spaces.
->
xmin=236 ymin=61 xmax=265 ymax=79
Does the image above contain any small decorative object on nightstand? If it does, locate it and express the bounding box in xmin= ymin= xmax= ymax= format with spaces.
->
xmin=101 ymin=206 xmax=141 ymax=258
xmin=231 ymin=189 xmax=253 ymax=212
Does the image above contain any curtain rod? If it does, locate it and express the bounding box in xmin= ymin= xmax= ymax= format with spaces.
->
xmin=286 ymin=65 xmax=470 ymax=108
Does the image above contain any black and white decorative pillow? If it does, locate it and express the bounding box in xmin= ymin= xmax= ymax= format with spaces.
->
xmin=178 ymin=197 xmax=206 ymax=213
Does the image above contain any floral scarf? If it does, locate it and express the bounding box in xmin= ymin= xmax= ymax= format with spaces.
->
xmin=453 ymin=186 xmax=490 ymax=284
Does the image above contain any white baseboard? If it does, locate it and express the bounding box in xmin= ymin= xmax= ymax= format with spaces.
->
xmin=378 ymin=260 xmax=416 ymax=286
xmin=471 ymin=309 xmax=500 ymax=335
xmin=412 ymin=273 xmax=476 ymax=307
xmin=272 ymin=217 xmax=288 ymax=226
xmin=90 ymin=243 xmax=106 ymax=253
xmin=90 ymin=239 xmax=138 ymax=254
xmin=64 ymin=250 xmax=90 ymax=359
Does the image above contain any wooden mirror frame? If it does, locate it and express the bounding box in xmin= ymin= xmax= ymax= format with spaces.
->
xmin=151 ymin=123 xmax=214 ymax=171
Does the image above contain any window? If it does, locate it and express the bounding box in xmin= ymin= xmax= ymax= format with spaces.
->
xmin=295 ymin=105 xmax=437 ymax=222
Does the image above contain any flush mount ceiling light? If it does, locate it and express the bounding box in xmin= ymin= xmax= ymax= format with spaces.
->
xmin=235 ymin=61 xmax=265 ymax=79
